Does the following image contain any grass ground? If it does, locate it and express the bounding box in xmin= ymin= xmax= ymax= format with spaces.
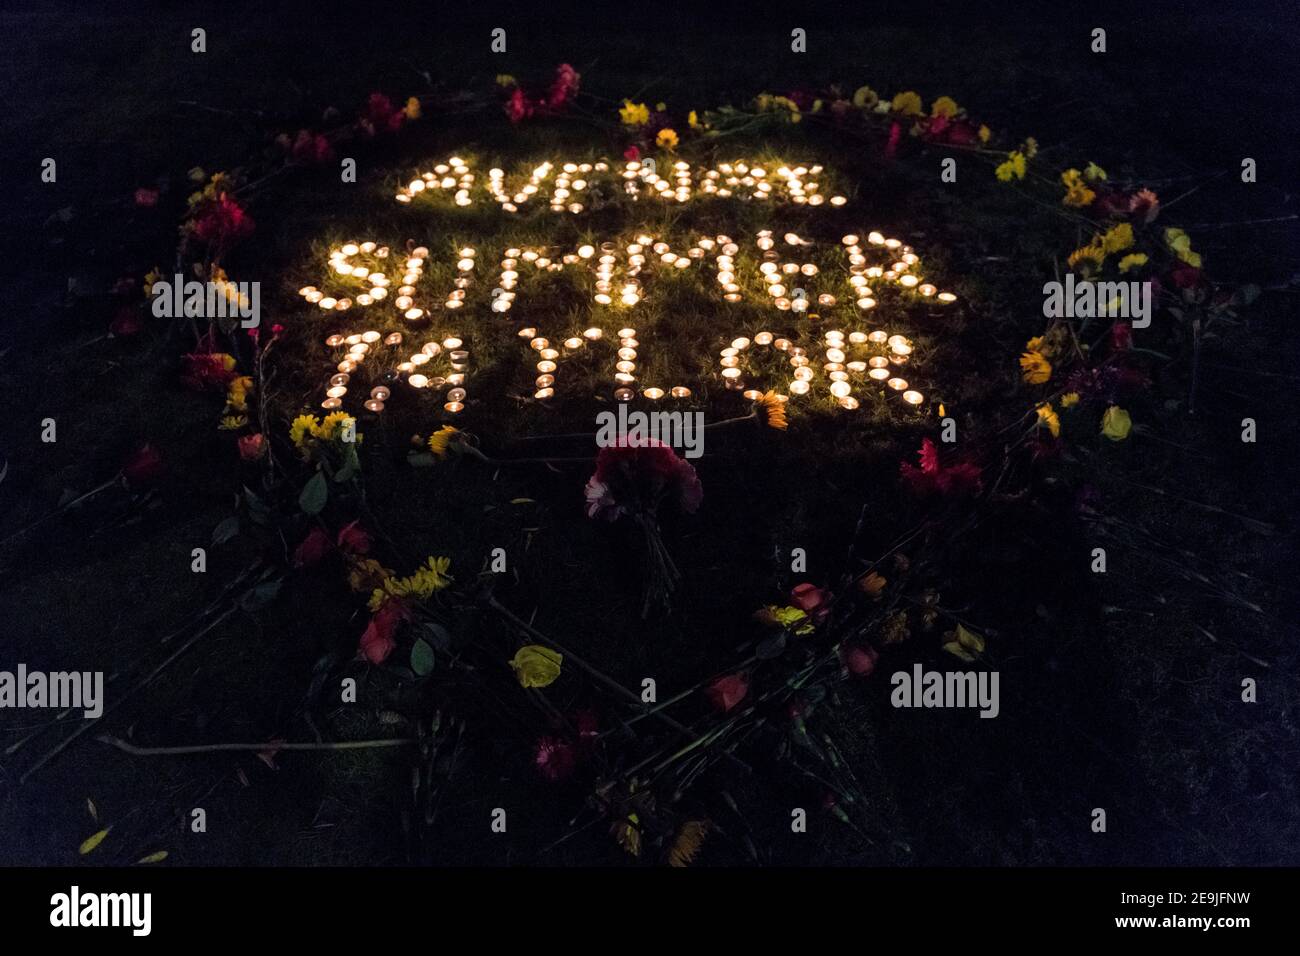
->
xmin=0 ymin=1 xmax=1297 ymax=866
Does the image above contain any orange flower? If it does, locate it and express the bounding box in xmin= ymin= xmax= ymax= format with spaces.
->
xmin=756 ymin=390 xmax=788 ymax=430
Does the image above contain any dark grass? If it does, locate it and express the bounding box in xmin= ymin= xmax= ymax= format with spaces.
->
xmin=0 ymin=1 xmax=1297 ymax=866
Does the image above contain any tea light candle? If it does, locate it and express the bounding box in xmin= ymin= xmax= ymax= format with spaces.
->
xmin=361 ymin=331 xmax=381 ymax=344
xmin=583 ymin=327 xmax=603 ymax=340
xmin=887 ymin=378 xmax=908 ymax=391
xmin=643 ymin=387 xmax=664 ymax=400
xmin=321 ymin=397 xmax=342 ymax=409
xmin=564 ymin=337 xmax=583 ymax=351
xmin=370 ymin=386 xmax=390 ymax=401
xmin=326 ymin=334 xmax=345 ymax=347
xmin=385 ymin=332 xmax=403 ymax=346
xmin=444 ymin=402 xmax=464 ymax=413
xmin=364 ymin=399 xmax=385 ymax=413
xmin=789 ymin=380 xmax=810 ymax=395
xmin=839 ymin=396 xmax=860 ymax=409
xmin=408 ymin=374 xmax=429 ymax=388
xmin=535 ymin=387 xmax=555 ymax=399
xmin=330 ymin=374 xmax=350 ymax=386
xmin=903 ymin=390 xmax=924 ymax=405
xmin=443 ymin=337 xmax=463 ymax=349
xmin=671 ymin=386 xmax=692 ymax=399
xmin=743 ymin=389 xmax=762 ymax=400
xmin=447 ymin=388 xmax=466 ymax=402
xmin=536 ymin=374 xmax=555 ymax=388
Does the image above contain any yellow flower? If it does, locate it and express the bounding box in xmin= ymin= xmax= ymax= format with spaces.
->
xmin=1085 ymin=162 xmax=1107 ymax=182
xmin=667 ymin=820 xmax=709 ymax=867
xmin=756 ymin=390 xmax=787 ymax=430
xmin=1118 ymin=253 xmax=1149 ymax=273
xmin=316 ymin=411 xmax=353 ymax=441
xmin=1035 ymin=402 xmax=1061 ymax=437
xmin=978 ymin=124 xmax=991 ymax=143
xmin=509 ymin=645 xmax=562 ymax=688
xmin=995 ymin=151 xmax=1027 ymax=181
xmin=859 ymin=571 xmax=887 ymax=599
xmin=1101 ymin=222 xmax=1134 ymax=254
xmin=1068 ymin=243 xmax=1105 ymax=271
xmin=613 ymin=813 xmax=641 ymax=857
xmin=619 ymin=100 xmax=650 ymax=126
xmin=403 ymin=96 xmax=421 ymax=120
xmin=655 ymin=102 xmax=666 ymax=112
xmin=1101 ymin=405 xmax=1132 ymax=441
xmin=764 ymin=605 xmax=814 ymax=635
xmin=1060 ymin=391 xmax=1081 ymax=408
xmin=656 ymin=128 xmax=679 ymax=151
xmin=931 ymin=95 xmax=960 ymax=118
xmin=427 ymin=426 xmax=459 ymax=458
xmin=143 ymin=267 xmax=163 ymax=296
xmin=187 ymin=167 xmax=206 ymax=183
xmin=1020 ymin=351 xmax=1052 ymax=384
xmin=368 ymin=556 xmax=453 ymax=611
xmin=495 ymin=74 xmax=517 ymax=87
xmin=687 ymin=110 xmax=699 ymax=129
xmin=1061 ymin=169 xmax=1097 ymax=208
xmin=1025 ymin=335 xmax=1050 ymax=357
xmin=1164 ymin=228 xmax=1202 ymax=268
xmin=942 ymin=623 xmax=985 ymax=662
xmin=852 ymin=85 xmax=878 ymax=108
xmin=290 ymin=414 xmax=318 ymax=452
xmin=891 ymin=91 xmax=922 ymax=116
xmin=347 ymin=558 xmax=393 ymax=593
xmin=1023 ymin=137 xmax=1038 ymax=158
xmin=219 ymin=415 xmax=248 ymax=431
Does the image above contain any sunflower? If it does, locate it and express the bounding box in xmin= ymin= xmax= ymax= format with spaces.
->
xmin=1019 ymin=351 xmax=1052 ymax=385
xmin=755 ymin=390 xmax=788 ymax=430
xmin=427 ymin=425 xmax=460 ymax=458
xmin=290 ymin=414 xmax=318 ymax=452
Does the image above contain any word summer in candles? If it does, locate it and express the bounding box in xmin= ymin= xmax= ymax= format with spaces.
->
xmin=298 ymin=229 xmax=958 ymax=418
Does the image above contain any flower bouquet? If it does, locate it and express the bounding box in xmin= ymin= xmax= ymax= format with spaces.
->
xmin=584 ymin=439 xmax=702 ymax=617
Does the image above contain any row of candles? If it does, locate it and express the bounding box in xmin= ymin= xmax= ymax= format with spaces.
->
xmin=391 ymin=157 xmax=850 ymax=211
xmin=714 ymin=329 xmax=924 ymax=410
xmin=320 ymin=329 xmax=469 ymax=414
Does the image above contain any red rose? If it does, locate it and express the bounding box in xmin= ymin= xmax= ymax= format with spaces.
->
xmin=122 ymin=443 xmax=165 ymax=487
xmin=623 ymin=145 xmax=641 ymax=162
xmin=1110 ymin=321 xmax=1133 ymax=352
xmin=134 ymin=187 xmax=159 ymax=207
xmin=336 ymin=519 xmax=372 ymax=556
xmin=238 ymin=433 xmax=267 ymax=461
xmin=505 ymin=87 xmax=533 ymax=124
xmin=705 ymin=673 xmax=749 ymax=713
xmin=358 ymin=601 xmax=409 ymax=665
xmin=843 ymin=645 xmax=879 ymax=677
xmin=789 ymin=582 xmax=832 ymax=622
xmin=293 ymin=527 xmax=333 ymax=568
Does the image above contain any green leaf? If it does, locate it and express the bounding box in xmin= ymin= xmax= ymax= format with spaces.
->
xmin=756 ymin=632 xmax=787 ymax=660
xmin=298 ymin=471 xmax=328 ymax=515
xmin=418 ymin=621 xmax=452 ymax=653
xmin=240 ymin=579 xmax=283 ymax=612
xmin=211 ymin=515 xmax=241 ymax=547
xmin=410 ymin=639 xmax=436 ymax=676
xmin=333 ymin=444 xmax=360 ymax=483
xmin=243 ymin=485 xmax=271 ymax=526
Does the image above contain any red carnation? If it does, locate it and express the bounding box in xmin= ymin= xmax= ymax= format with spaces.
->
xmin=358 ymin=601 xmax=409 ymax=665
xmin=336 ymin=519 xmax=372 ymax=556
xmin=293 ymin=527 xmax=333 ymax=569
xmin=192 ymin=193 xmax=254 ymax=247
xmin=505 ymin=87 xmax=533 ymax=124
xmin=238 ymin=433 xmax=267 ymax=461
xmin=900 ymin=438 xmax=983 ymax=498
xmin=843 ymin=644 xmax=879 ymax=678
xmin=291 ymin=129 xmax=333 ymax=164
xmin=534 ymin=736 xmax=578 ymax=781
xmin=545 ymin=63 xmax=580 ymax=109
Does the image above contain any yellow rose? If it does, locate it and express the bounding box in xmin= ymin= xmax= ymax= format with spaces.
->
xmin=510 ymin=645 xmax=563 ymax=688
xmin=1101 ymin=406 xmax=1132 ymax=441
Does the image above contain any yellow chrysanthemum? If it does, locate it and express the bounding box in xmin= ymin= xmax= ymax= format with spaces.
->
xmin=495 ymin=74 xmax=517 ymax=87
xmin=403 ymin=96 xmax=421 ymax=120
xmin=1023 ymin=137 xmax=1039 ymax=158
xmin=427 ymin=426 xmax=459 ymax=458
xmin=368 ymin=556 xmax=453 ymax=611
xmin=290 ymin=414 xmax=318 ymax=451
xmin=995 ymin=151 xmax=1027 ymax=181
xmin=1025 ymin=336 xmax=1050 ymax=357
xmin=219 ymin=415 xmax=248 ymax=431
xmin=688 ymin=110 xmax=699 ymax=129
xmin=852 ymin=85 xmax=878 ymax=108
xmin=656 ymin=128 xmax=679 ymax=151
xmin=316 ymin=411 xmax=353 ymax=441
xmin=978 ymin=124 xmax=991 ymax=143
xmin=756 ymin=390 xmax=788 ymax=430
xmin=347 ymin=558 xmax=393 ymax=594
xmin=1035 ymin=402 xmax=1061 ymax=438
xmin=619 ymin=100 xmax=650 ymax=126
xmin=1101 ymin=223 xmax=1135 ymax=254
xmin=891 ymin=91 xmax=923 ymax=116
xmin=143 ymin=267 xmax=163 ymax=296
xmin=1101 ymin=405 xmax=1132 ymax=441
xmin=1118 ymin=253 xmax=1149 ymax=273
xmin=931 ymin=95 xmax=960 ymax=118
xmin=1067 ymin=244 xmax=1105 ymax=271
xmin=1060 ymin=392 xmax=1081 ymax=408
xmin=1084 ymin=162 xmax=1107 ymax=182
xmin=1020 ymin=351 xmax=1052 ymax=385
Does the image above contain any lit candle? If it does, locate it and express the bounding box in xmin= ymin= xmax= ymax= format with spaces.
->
xmin=643 ymin=387 xmax=664 ymax=400
xmin=370 ymin=386 xmax=390 ymax=401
